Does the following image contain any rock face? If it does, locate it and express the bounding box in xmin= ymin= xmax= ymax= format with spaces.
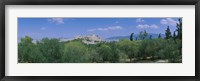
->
xmin=75 ymin=34 xmax=102 ymax=44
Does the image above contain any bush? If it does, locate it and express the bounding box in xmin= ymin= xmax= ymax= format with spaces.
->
xmin=62 ymin=41 xmax=90 ymax=63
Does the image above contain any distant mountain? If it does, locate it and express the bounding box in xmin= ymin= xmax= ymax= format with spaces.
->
xmin=106 ymin=33 xmax=165 ymax=40
xmin=106 ymin=36 xmax=130 ymax=40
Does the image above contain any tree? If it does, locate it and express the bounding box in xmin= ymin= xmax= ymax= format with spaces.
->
xmin=139 ymin=31 xmax=144 ymax=40
xmin=105 ymin=41 xmax=120 ymax=62
xmin=138 ymin=30 xmax=148 ymax=40
xmin=149 ymin=35 xmax=152 ymax=39
xmin=89 ymin=49 xmax=102 ymax=63
xmin=176 ymin=18 xmax=182 ymax=39
xmin=138 ymin=40 xmax=148 ymax=59
xmin=97 ymin=44 xmax=112 ymax=62
xmin=173 ymin=31 xmax=176 ymax=39
xmin=158 ymin=33 xmax=161 ymax=39
xmin=37 ymin=38 xmax=63 ymax=62
xmin=157 ymin=40 xmax=181 ymax=63
xmin=118 ymin=40 xmax=138 ymax=62
xmin=143 ymin=30 xmax=148 ymax=39
xmin=18 ymin=36 xmax=46 ymax=63
xmin=130 ymin=32 xmax=134 ymax=41
xmin=165 ymin=26 xmax=172 ymax=39
xmin=18 ymin=36 xmax=34 ymax=62
xmin=62 ymin=41 xmax=90 ymax=63
xmin=138 ymin=39 xmax=159 ymax=59
xmin=173 ymin=31 xmax=177 ymax=43
xmin=176 ymin=18 xmax=182 ymax=57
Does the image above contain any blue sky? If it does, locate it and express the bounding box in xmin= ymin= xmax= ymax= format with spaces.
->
xmin=18 ymin=18 xmax=180 ymax=40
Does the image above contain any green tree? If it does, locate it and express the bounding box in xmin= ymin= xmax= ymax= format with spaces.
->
xmin=139 ymin=30 xmax=148 ymax=40
xmin=143 ymin=30 xmax=148 ymax=39
xmin=173 ymin=31 xmax=177 ymax=43
xmin=97 ymin=44 xmax=112 ymax=62
xmin=89 ymin=49 xmax=102 ymax=63
xmin=37 ymin=38 xmax=63 ymax=62
xmin=138 ymin=39 xmax=159 ymax=59
xmin=176 ymin=18 xmax=182 ymax=57
xmin=139 ymin=31 xmax=144 ymax=40
xmin=138 ymin=30 xmax=148 ymax=40
xmin=62 ymin=41 xmax=90 ymax=63
xmin=176 ymin=18 xmax=182 ymax=39
xmin=165 ymin=26 xmax=172 ymax=39
xmin=158 ymin=33 xmax=161 ymax=39
xmin=18 ymin=36 xmax=34 ymax=62
xmin=149 ymin=35 xmax=152 ymax=39
xmin=118 ymin=40 xmax=138 ymax=62
xmin=108 ymin=42 xmax=120 ymax=62
xmin=130 ymin=32 xmax=134 ymax=41
xmin=157 ymin=40 xmax=181 ymax=63
xmin=173 ymin=31 xmax=176 ymax=39
xmin=18 ymin=36 xmax=46 ymax=63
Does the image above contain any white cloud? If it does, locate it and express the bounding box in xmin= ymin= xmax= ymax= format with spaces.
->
xmin=160 ymin=18 xmax=178 ymax=26
xmin=150 ymin=24 xmax=159 ymax=28
xmin=48 ymin=18 xmax=64 ymax=24
xmin=136 ymin=24 xmax=159 ymax=29
xmin=88 ymin=26 xmax=123 ymax=32
xmin=136 ymin=18 xmax=144 ymax=23
xmin=41 ymin=27 xmax=46 ymax=30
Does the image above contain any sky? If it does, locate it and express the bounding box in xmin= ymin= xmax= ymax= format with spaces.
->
xmin=18 ymin=18 xmax=181 ymax=40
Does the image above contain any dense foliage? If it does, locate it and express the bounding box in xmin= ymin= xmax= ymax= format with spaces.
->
xmin=18 ymin=19 xmax=182 ymax=63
